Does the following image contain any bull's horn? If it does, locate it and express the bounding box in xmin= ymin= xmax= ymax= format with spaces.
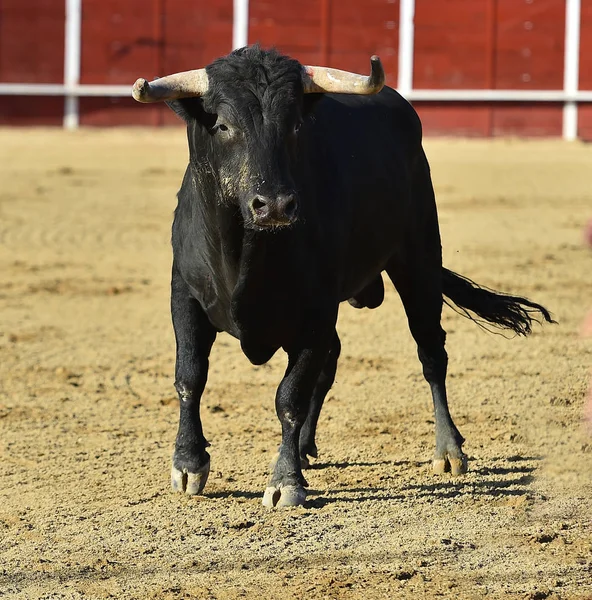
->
xmin=302 ymin=56 xmax=385 ymax=95
xmin=131 ymin=69 xmax=209 ymax=103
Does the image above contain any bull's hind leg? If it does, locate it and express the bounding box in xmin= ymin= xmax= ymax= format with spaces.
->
xmin=386 ymin=256 xmax=468 ymax=476
xmin=299 ymin=331 xmax=341 ymax=467
xmin=170 ymin=265 xmax=217 ymax=495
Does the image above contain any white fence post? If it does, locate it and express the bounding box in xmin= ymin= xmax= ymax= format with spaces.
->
xmin=563 ymin=0 xmax=581 ymax=140
xmin=63 ymin=0 xmax=82 ymax=129
xmin=233 ymin=0 xmax=250 ymax=50
xmin=397 ymin=0 xmax=415 ymax=97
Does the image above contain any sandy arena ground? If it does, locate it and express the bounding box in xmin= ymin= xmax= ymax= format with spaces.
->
xmin=0 ymin=129 xmax=591 ymax=599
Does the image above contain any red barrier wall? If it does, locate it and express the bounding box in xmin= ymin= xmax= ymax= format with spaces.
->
xmin=0 ymin=0 xmax=65 ymax=125
xmin=578 ymin=0 xmax=592 ymax=138
xmin=78 ymin=0 xmax=233 ymax=126
xmin=249 ymin=0 xmax=399 ymax=88
xmin=0 ymin=0 xmax=590 ymax=137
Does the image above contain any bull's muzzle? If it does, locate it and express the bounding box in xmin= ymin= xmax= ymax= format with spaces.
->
xmin=248 ymin=193 xmax=299 ymax=229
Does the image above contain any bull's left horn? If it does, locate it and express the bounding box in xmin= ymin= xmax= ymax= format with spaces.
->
xmin=132 ymin=69 xmax=209 ymax=103
xmin=302 ymin=56 xmax=385 ymax=95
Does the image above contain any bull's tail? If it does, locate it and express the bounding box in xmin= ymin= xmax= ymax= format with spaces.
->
xmin=441 ymin=268 xmax=555 ymax=335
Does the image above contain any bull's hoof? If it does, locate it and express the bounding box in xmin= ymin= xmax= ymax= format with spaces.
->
xmin=432 ymin=453 xmax=468 ymax=476
xmin=171 ymin=460 xmax=210 ymax=495
xmin=262 ymin=484 xmax=307 ymax=508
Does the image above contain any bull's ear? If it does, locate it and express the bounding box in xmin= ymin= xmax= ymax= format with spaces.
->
xmin=165 ymin=98 xmax=204 ymax=122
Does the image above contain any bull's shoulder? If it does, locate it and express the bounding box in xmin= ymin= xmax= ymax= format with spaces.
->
xmin=175 ymin=252 xmax=238 ymax=336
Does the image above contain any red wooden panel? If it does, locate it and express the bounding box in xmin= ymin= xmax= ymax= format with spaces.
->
xmin=158 ymin=0 xmax=233 ymax=125
xmin=0 ymin=0 xmax=65 ymax=83
xmin=415 ymin=102 xmax=562 ymax=137
xmin=414 ymin=0 xmax=491 ymax=89
xmin=491 ymin=102 xmax=562 ymax=136
xmin=578 ymin=104 xmax=592 ymax=142
xmin=249 ymin=0 xmax=397 ymax=86
xmin=0 ymin=96 xmax=63 ymax=125
xmin=249 ymin=0 xmax=324 ymax=66
xmin=160 ymin=103 xmax=193 ymax=125
xmin=580 ymin=0 xmax=592 ymax=90
xmin=494 ymin=0 xmax=565 ymax=90
xmin=162 ymin=0 xmax=233 ymax=73
xmin=329 ymin=0 xmax=398 ymax=88
xmin=414 ymin=102 xmax=491 ymax=137
xmin=80 ymin=0 xmax=160 ymax=85
xmin=79 ymin=0 xmax=231 ymax=123
xmin=79 ymin=97 xmax=170 ymax=126
xmin=79 ymin=0 xmax=232 ymax=125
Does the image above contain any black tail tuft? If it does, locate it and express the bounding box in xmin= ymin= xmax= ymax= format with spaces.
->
xmin=442 ymin=268 xmax=555 ymax=336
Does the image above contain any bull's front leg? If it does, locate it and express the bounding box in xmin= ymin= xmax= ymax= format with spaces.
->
xmin=170 ymin=265 xmax=217 ymax=495
xmin=263 ymin=322 xmax=336 ymax=508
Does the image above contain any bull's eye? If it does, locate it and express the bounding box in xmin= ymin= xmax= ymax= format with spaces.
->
xmin=293 ymin=121 xmax=302 ymax=134
xmin=210 ymin=122 xmax=231 ymax=136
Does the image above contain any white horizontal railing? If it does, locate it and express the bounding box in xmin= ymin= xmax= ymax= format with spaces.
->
xmin=1 ymin=83 xmax=591 ymax=104
xmin=405 ymin=89 xmax=592 ymax=102
xmin=0 ymin=83 xmax=131 ymax=96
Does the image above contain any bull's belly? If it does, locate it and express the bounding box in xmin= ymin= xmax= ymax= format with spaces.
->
xmin=335 ymin=217 xmax=403 ymax=302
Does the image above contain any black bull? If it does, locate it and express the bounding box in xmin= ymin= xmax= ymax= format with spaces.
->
xmin=133 ymin=46 xmax=552 ymax=507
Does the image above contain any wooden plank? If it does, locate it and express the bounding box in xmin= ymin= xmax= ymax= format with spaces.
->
xmin=415 ymin=101 xmax=562 ymax=137
xmin=414 ymin=0 xmax=490 ymax=89
xmin=159 ymin=0 xmax=233 ymax=125
xmin=492 ymin=102 xmax=562 ymax=136
xmin=80 ymin=0 xmax=160 ymax=85
xmin=329 ymin=0 xmax=398 ymax=86
xmin=579 ymin=0 xmax=592 ymax=90
xmin=414 ymin=102 xmax=491 ymax=137
xmin=494 ymin=0 xmax=565 ymax=90
xmin=249 ymin=0 xmax=323 ymax=62
xmin=162 ymin=0 xmax=233 ymax=73
xmin=0 ymin=0 xmax=65 ymax=83
xmin=414 ymin=0 xmax=490 ymax=27
xmin=0 ymin=96 xmax=64 ymax=125
xmin=79 ymin=97 xmax=168 ymax=126
xmin=249 ymin=0 xmax=398 ymax=86
xmin=578 ymin=104 xmax=592 ymax=141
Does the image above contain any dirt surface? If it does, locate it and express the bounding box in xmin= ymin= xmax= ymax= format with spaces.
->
xmin=1 ymin=129 xmax=591 ymax=599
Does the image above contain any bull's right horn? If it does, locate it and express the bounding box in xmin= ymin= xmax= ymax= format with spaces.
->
xmin=132 ymin=69 xmax=209 ymax=103
xmin=302 ymin=56 xmax=385 ymax=95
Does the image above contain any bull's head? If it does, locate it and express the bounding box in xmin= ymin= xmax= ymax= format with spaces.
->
xmin=132 ymin=47 xmax=384 ymax=230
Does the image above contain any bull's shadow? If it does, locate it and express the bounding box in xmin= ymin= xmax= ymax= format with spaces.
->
xmin=304 ymin=456 xmax=541 ymax=508
xmin=206 ymin=489 xmax=262 ymax=500
xmin=310 ymin=459 xmax=406 ymax=470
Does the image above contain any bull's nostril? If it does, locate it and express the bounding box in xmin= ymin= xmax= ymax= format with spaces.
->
xmin=251 ymin=197 xmax=266 ymax=212
xmin=284 ymin=197 xmax=297 ymax=216
xmin=250 ymin=194 xmax=297 ymax=225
